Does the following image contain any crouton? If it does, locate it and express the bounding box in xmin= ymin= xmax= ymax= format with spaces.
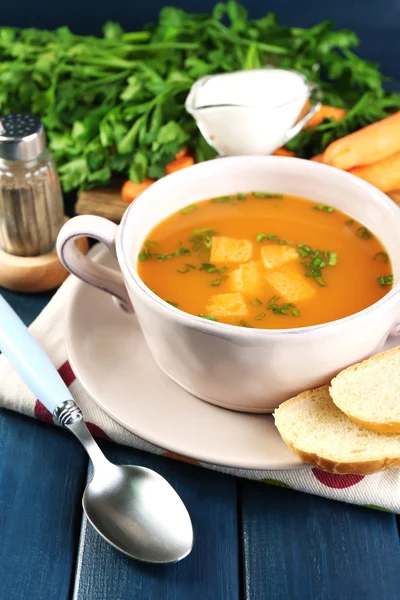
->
xmin=210 ymin=236 xmax=253 ymax=264
xmin=265 ymin=266 xmax=316 ymax=302
xmin=205 ymin=292 xmax=248 ymax=320
xmin=261 ymin=245 xmax=299 ymax=269
xmin=230 ymin=261 xmax=263 ymax=296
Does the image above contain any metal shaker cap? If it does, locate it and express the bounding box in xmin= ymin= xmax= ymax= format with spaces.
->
xmin=0 ymin=114 xmax=46 ymax=160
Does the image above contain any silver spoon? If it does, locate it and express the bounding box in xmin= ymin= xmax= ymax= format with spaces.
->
xmin=0 ymin=294 xmax=193 ymax=563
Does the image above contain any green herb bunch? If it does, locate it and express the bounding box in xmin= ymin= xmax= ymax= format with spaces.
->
xmin=1 ymin=0 xmax=399 ymax=191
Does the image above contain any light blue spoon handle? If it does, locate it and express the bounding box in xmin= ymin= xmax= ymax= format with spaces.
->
xmin=0 ymin=294 xmax=72 ymax=414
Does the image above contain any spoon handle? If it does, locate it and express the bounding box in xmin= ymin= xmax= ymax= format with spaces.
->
xmin=0 ymin=294 xmax=72 ymax=414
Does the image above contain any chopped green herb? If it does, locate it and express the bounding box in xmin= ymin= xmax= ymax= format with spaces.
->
xmin=139 ymin=250 xmax=152 ymax=261
xmin=180 ymin=204 xmax=197 ymax=215
xmin=237 ymin=193 xmax=247 ymax=200
xmin=145 ymin=240 xmax=158 ymax=248
xmin=314 ymin=204 xmax=334 ymax=213
xmin=200 ymin=263 xmax=217 ymax=273
xmin=189 ymin=229 xmax=217 ymax=253
xmin=200 ymin=263 xmax=228 ymax=275
xmin=177 ymin=262 xmax=196 ymax=273
xmin=239 ymin=320 xmax=253 ymax=328
xmin=278 ymin=239 xmax=290 ymax=246
xmin=328 ymin=252 xmax=337 ymax=266
xmin=251 ymin=298 xmax=262 ymax=306
xmin=157 ymin=246 xmax=191 ymax=261
xmin=377 ymin=275 xmax=393 ymax=286
xmin=314 ymin=276 xmax=327 ymax=287
xmin=373 ymin=252 xmax=389 ymax=263
xmin=199 ymin=314 xmax=217 ymax=321
xmin=266 ymin=296 xmax=297 ymax=315
xmin=167 ymin=301 xmax=179 ymax=308
xmin=211 ymin=195 xmax=236 ymax=204
xmin=256 ymin=233 xmax=279 ymax=243
xmin=192 ymin=227 xmax=218 ymax=236
xmin=151 ymin=288 xmax=157 ymax=295
xmin=204 ymin=235 xmax=213 ymax=249
xmin=210 ymin=275 xmax=228 ymax=286
xmin=345 ymin=219 xmax=355 ymax=226
xmin=291 ymin=309 xmax=300 ymax=317
xmin=253 ymin=192 xmax=283 ymax=199
xmin=297 ymin=243 xmax=336 ymax=285
xmin=255 ymin=312 xmax=266 ymax=320
xmin=356 ymin=226 xmax=373 ymax=240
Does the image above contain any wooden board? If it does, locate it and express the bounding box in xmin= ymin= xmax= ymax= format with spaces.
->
xmin=76 ymin=183 xmax=400 ymax=224
xmin=75 ymin=181 xmax=127 ymax=223
xmin=0 ymin=217 xmax=88 ymax=293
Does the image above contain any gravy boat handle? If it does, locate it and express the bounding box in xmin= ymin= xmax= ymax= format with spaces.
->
xmin=281 ymin=81 xmax=322 ymax=145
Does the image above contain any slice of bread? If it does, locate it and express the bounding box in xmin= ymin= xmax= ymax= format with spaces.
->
xmin=330 ymin=346 xmax=400 ymax=433
xmin=273 ymin=385 xmax=400 ymax=474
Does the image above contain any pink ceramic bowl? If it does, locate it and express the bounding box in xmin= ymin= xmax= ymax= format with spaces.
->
xmin=57 ymin=156 xmax=400 ymax=412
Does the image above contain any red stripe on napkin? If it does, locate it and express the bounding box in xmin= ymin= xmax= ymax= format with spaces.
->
xmin=163 ymin=451 xmax=200 ymax=466
xmin=34 ymin=360 xmax=76 ymax=423
xmin=58 ymin=360 xmax=76 ymax=387
xmin=87 ymin=422 xmax=112 ymax=441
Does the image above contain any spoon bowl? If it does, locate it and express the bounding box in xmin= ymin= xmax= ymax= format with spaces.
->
xmin=83 ymin=464 xmax=194 ymax=563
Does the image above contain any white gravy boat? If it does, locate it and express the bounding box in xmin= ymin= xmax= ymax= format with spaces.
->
xmin=185 ymin=68 xmax=321 ymax=156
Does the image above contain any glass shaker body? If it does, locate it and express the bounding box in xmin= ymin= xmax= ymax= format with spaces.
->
xmin=0 ymin=149 xmax=64 ymax=256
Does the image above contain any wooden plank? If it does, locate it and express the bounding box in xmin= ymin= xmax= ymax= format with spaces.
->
xmin=75 ymin=182 xmax=127 ymax=223
xmin=241 ymin=480 xmax=400 ymax=600
xmin=0 ymin=410 xmax=87 ymax=600
xmin=73 ymin=443 xmax=240 ymax=600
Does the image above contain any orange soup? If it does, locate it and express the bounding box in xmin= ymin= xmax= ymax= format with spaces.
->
xmin=137 ymin=192 xmax=393 ymax=329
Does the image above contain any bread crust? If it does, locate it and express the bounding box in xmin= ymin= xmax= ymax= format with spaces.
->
xmin=330 ymin=346 xmax=400 ymax=432
xmin=274 ymin=385 xmax=400 ymax=475
xmin=340 ymin=411 xmax=400 ymax=434
xmin=280 ymin=435 xmax=400 ymax=475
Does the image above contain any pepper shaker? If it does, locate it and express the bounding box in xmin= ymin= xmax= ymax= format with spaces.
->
xmin=0 ymin=114 xmax=64 ymax=257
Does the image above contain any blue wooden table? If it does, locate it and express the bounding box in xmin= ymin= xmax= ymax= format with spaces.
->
xmin=1 ymin=290 xmax=400 ymax=600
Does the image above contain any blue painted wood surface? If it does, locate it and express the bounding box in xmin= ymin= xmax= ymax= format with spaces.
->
xmin=73 ymin=444 xmax=240 ymax=600
xmin=241 ymin=481 xmax=400 ymax=600
xmin=0 ymin=410 xmax=87 ymax=600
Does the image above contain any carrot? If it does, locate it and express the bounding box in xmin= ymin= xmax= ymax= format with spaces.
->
xmin=323 ymin=111 xmax=400 ymax=170
xmin=175 ymin=147 xmax=189 ymax=160
xmin=303 ymin=105 xmax=347 ymax=130
xmin=165 ymin=155 xmax=195 ymax=175
xmin=273 ymin=147 xmax=295 ymax=157
xmin=349 ymin=151 xmax=400 ymax=192
xmin=310 ymin=153 xmax=324 ymax=162
xmin=121 ymin=178 xmax=154 ymax=203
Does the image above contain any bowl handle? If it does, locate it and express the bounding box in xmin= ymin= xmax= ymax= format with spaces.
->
xmin=57 ymin=215 xmax=134 ymax=313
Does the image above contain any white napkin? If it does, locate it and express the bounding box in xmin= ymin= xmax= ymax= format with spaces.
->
xmin=1 ymin=246 xmax=400 ymax=513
